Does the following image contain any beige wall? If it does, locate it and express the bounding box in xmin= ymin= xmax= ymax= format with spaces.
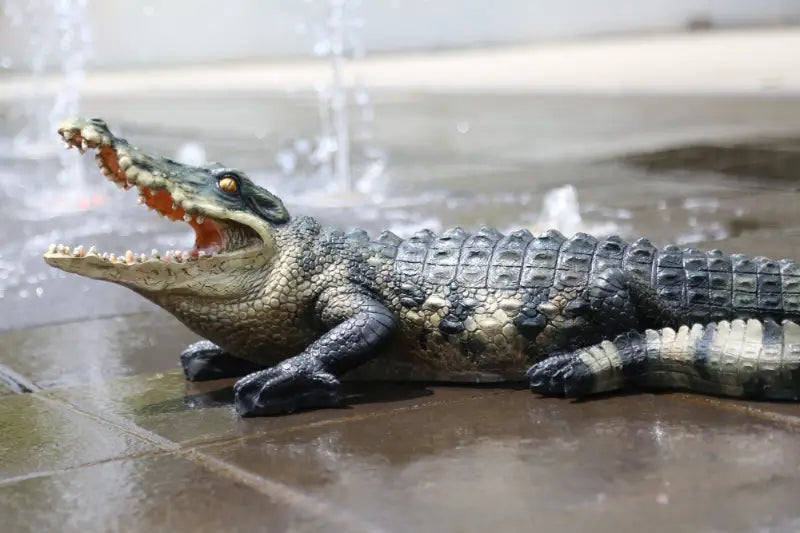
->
xmin=1 ymin=0 xmax=798 ymax=71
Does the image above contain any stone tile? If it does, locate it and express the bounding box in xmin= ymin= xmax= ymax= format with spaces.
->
xmin=51 ymin=370 xmax=513 ymax=447
xmin=0 ymin=394 xmax=156 ymax=481
xmin=0 ymin=311 xmax=199 ymax=390
xmin=0 ymin=454 xmax=329 ymax=533
xmin=204 ymin=391 xmax=800 ymax=533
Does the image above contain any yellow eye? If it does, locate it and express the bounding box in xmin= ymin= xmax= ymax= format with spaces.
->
xmin=218 ymin=176 xmax=238 ymax=193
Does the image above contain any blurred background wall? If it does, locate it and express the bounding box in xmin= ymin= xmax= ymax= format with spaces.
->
xmin=1 ymin=0 xmax=799 ymax=70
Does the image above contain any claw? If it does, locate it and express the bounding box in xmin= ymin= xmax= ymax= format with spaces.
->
xmin=528 ymin=354 xmax=594 ymax=397
xmin=234 ymin=366 xmax=342 ymax=417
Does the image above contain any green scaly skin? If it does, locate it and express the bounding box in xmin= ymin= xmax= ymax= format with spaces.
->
xmin=44 ymin=118 xmax=800 ymax=416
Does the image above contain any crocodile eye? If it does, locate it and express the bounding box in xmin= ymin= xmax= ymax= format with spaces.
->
xmin=218 ymin=175 xmax=238 ymax=193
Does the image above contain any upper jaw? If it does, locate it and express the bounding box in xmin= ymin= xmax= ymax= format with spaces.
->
xmin=45 ymin=118 xmax=271 ymax=273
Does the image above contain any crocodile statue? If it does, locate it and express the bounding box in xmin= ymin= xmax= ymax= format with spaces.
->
xmin=44 ymin=118 xmax=800 ymax=416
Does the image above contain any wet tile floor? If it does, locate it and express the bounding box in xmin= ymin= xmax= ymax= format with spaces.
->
xmin=3 ymin=92 xmax=800 ymax=531
xmin=2 ymin=315 xmax=800 ymax=532
xmin=2 ymin=296 xmax=800 ymax=533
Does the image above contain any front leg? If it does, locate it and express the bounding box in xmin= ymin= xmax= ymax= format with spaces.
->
xmin=180 ymin=340 xmax=265 ymax=381
xmin=234 ymin=289 xmax=397 ymax=416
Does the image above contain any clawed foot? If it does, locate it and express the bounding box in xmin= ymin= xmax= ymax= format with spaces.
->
xmin=234 ymin=364 xmax=343 ymax=417
xmin=527 ymin=354 xmax=595 ymax=397
xmin=180 ymin=340 xmax=264 ymax=381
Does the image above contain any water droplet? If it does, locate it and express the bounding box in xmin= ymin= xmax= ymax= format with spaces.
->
xmin=456 ymin=121 xmax=470 ymax=134
xmin=174 ymin=142 xmax=206 ymax=166
xmin=276 ymin=150 xmax=297 ymax=175
xmin=313 ymin=41 xmax=331 ymax=56
xmin=18 ymin=289 xmax=29 ymax=299
xmin=35 ymin=287 xmax=44 ymax=297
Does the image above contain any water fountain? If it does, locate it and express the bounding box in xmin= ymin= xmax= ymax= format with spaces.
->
xmin=277 ymin=0 xmax=387 ymax=205
xmin=0 ymin=0 xmax=96 ymax=304
xmin=0 ymin=0 xmax=94 ymax=218
xmin=2 ymin=0 xmax=91 ymax=158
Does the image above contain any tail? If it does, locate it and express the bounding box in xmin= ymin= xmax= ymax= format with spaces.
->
xmin=528 ymin=319 xmax=800 ymax=400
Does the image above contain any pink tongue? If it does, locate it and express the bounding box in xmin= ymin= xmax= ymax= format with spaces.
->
xmin=189 ymin=218 xmax=225 ymax=255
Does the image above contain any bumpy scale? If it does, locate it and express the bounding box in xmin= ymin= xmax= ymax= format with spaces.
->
xmin=44 ymin=118 xmax=800 ymax=416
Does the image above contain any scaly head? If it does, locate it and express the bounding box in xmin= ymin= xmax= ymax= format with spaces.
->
xmin=44 ymin=117 xmax=290 ymax=296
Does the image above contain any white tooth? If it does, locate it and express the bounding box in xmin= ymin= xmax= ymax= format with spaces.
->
xmin=165 ymin=251 xmax=174 ymax=262
xmin=125 ymin=250 xmax=135 ymax=264
xmin=108 ymin=253 xmax=117 ymax=262
xmin=82 ymin=128 xmax=100 ymax=144
xmin=150 ymin=249 xmax=160 ymax=260
xmin=63 ymin=141 xmax=72 ymax=149
xmin=47 ymin=244 xmax=57 ymax=254
xmin=88 ymin=245 xmax=98 ymax=256
xmin=196 ymin=215 xmax=205 ymax=224
xmin=197 ymin=251 xmax=207 ymax=259
xmin=102 ymin=252 xmax=109 ymax=260
xmin=172 ymin=202 xmax=178 ymax=210
xmin=73 ymin=245 xmax=84 ymax=257
xmin=136 ymin=170 xmax=153 ymax=185
xmin=125 ymin=167 xmax=140 ymax=180
xmin=63 ymin=246 xmax=71 ymax=255
xmin=79 ymin=139 xmax=88 ymax=153
xmin=118 ymin=156 xmax=132 ymax=170
xmin=137 ymin=196 xmax=145 ymax=205
xmin=138 ymin=253 xmax=146 ymax=263
xmin=183 ymin=213 xmax=192 ymax=223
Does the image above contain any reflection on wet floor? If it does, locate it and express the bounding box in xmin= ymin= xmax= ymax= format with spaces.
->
xmin=2 ymin=92 xmax=800 ymax=532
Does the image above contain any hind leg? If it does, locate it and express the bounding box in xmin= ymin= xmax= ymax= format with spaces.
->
xmin=528 ymin=267 xmax=683 ymax=396
xmin=528 ymin=330 xmax=647 ymax=397
xmin=180 ymin=340 xmax=265 ymax=381
xmin=529 ymin=319 xmax=800 ymax=400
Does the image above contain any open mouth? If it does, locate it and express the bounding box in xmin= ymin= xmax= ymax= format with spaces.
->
xmin=45 ymin=120 xmax=262 ymax=265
